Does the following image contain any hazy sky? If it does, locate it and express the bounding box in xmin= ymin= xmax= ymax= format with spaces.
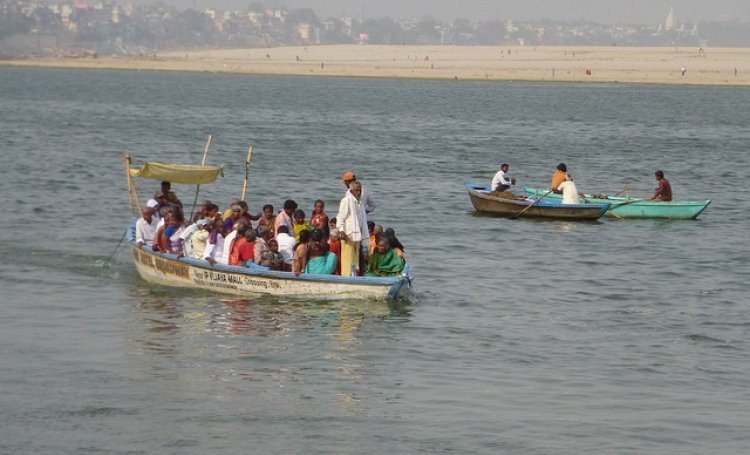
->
xmin=175 ymin=0 xmax=749 ymax=24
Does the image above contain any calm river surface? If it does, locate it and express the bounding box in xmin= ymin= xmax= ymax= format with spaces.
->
xmin=1 ymin=67 xmax=748 ymax=454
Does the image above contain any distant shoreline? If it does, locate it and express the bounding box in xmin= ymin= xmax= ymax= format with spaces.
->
xmin=3 ymin=44 xmax=750 ymax=86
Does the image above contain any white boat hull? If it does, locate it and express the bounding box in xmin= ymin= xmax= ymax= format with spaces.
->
xmin=132 ymin=246 xmax=411 ymax=300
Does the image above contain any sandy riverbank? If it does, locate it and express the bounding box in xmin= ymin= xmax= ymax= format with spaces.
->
xmin=3 ymin=44 xmax=750 ymax=85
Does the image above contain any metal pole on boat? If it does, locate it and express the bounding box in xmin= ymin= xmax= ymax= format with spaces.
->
xmin=189 ymin=134 xmax=212 ymax=221
xmin=241 ymin=145 xmax=253 ymax=201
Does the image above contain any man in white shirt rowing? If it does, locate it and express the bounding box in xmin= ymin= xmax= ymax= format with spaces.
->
xmin=491 ymin=163 xmax=516 ymax=193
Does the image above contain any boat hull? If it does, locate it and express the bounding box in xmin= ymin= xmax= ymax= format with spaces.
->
xmin=130 ymin=245 xmax=412 ymax=301
xmin=467 ymin=183 xmax=609 ymax=220
xmin=523 ymin=187 xmax=711 ymax=219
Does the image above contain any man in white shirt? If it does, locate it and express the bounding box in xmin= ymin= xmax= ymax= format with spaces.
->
xmin=203 ymin=220 xmax=225 ymax=265
xmin=341 ymin=171 xmax=375 ymax=214
xmin=558 ymin=174 xmax=580 ymax=205
xmin=275 ymin=225 xmax=296 ymax=270
xmin=336 ymin=181 xmax=369 ymax=276
xmin=491 ymin=163 xmax=516 ymax=193
xmin=135 ymin=206 xmax=159 ymax=247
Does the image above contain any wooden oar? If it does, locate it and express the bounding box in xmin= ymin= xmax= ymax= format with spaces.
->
xmin=240 ymin=145 xmax=253 ymax=201
xmin=512 ymin=190 xmax=552 ymax=219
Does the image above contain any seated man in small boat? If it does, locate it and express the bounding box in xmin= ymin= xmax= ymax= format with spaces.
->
xmin=491 ymin=163 xmax=517 ymax=195
xmin=203 ymin=219 xmax=226 ymax=266
xmin=558 ymin=173 xmax=580 ymax=205
xmin=551 ymin=163 xmax=567 ymax=194
xmin=306 ymin=230 xmax=338 ymax=275
xmin=648 ymin=170 xmax=673 ymax=202
xmin=365 ymin=236 xmax=405 ymax=277
xmin=135 ymin=205 xmax=159 ymax=248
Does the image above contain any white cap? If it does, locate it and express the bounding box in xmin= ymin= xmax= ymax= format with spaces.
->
xmin=146 ymin=199 xmax=159 ymax=208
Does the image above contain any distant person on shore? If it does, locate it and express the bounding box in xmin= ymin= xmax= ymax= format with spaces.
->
xmin=551 ymin=163 xmax=567 ymax=193
xmin=649 ymin=170 xmax=673 ymax=201
xmin=491 ymin=163 xmax=516 ymax=193
xmin=558 ymin=174 xmax=580 ymax=204
xmin=341 ymin=171 xmax=375 ymax=214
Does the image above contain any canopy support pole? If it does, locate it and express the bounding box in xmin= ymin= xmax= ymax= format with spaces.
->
xmin=123 ymin=153 xmax=138 ymax=217
xmin=241 ymin=145 xmax=253 ymax=201
xmin=189 ymin=134 xmax=212 ymax=221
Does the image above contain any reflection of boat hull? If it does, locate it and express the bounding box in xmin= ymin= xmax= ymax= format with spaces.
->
xmin=467 ymin=183 xmax=610 ymax=220
xmin=129 ymin=231 xmax=412 ymax=301
xmin=523 ymin=187 xmax=711 ymax=219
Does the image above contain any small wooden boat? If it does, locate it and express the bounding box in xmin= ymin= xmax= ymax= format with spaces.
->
xmin=523 ymin=187 xmax=711 ymax=219
xmin=123 ymin=153 xmax=413 ymax=300
xmin=467 ymin=183 xmax=610 ymax=220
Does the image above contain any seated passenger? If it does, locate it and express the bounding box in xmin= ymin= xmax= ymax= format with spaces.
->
xmin=258 ymin=204 xmax=276 ymax=236
xmin=237 ymin=229 xmax=257 ymax=266
xmin=224 ymin=204 xmax=242 ymax=231
xmin=292 ymin=229 xmax=312 ymax=276
xmin=187 ymin=219 xmax=210 ymax=259
xmin=228 ymin=222 xmax=250 ymax=265
xmin=237 ymin=200 xmax=262 ymax=226
xmin=260 ymin=239 xmax=285 ymax=271
xmin=384 ymin=227 xmax=405 ymax=259
xmin=203 ymin=219 xmax=226 ymax=266
xmin=275 ymin=225 xmax=296 ymax=271
xmin=368 ymin=222 xmax=383 ymax=255
xmin=366 ymin=237 xmax=405 ymax=277
xmin=160 ymin=209 xmax=186 ymax=255
xmin=274 ymin=199 xmax=297 ymax=234
xmin=328 ymin=217 xmax=342 ymax=275
xmin=253 ymin=226 xmax=271 ymax=264
xmin=292 ymin=209 xmax=313 ymax=242
xmin=558 ymin=173 xmax=580 ymax=205
xmin=135 ymin=206 xmax=159 ymax=248
xmin=305 ymin=230 xmax=338 ymax=275
xmin=310 ymin=199 xmax=330 ymax=239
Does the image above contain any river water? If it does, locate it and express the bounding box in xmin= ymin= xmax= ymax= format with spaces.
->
xmin=1 ymin=67 xmax=748 ymax=454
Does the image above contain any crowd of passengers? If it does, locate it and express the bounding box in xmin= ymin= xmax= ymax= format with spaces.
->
xmin=134 ymin=175 xmax=405 ymax=278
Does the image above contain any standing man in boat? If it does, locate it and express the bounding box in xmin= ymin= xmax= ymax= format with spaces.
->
xmin=341 ymin=171 xmax=376 ymax=214
xmin=551 ymin=163 xmax=567 ymax=193
xmin=649 ymin=170 xmax=673 ymax=201
xmin=336 ymin=181 xmax=370 ymax=277
xmin=155 ymin=181 xmax=182 ymax=209
xmin=491 ymin=163 xmax=516 ymax=193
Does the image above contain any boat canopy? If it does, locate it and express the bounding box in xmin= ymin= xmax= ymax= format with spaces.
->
xmin=130 ymin=162 xmax=223 ymax=185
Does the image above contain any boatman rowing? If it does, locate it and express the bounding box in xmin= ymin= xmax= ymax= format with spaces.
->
xmin=491 ymin=163 xmax=516 ymax=194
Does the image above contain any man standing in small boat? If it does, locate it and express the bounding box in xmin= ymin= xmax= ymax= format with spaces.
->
xmin=491 ymin=163 xmax=516 ymax=194
xmin=336 ymin=181 xmax=369 ymax=277
xmin=341 ymin=171 xmax=376 ymax=214
xmin=649 ymin=170 xmax=673 ymax=202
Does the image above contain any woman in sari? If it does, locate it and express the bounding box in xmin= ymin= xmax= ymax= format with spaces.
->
xmin=305 ymin=230 xmax=338 ymax=275
xmin=365 ymin=237 xmax=405 ymax=277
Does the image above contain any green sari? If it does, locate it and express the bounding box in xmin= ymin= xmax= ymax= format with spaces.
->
xmin=365 ymin=247 xmax=405 ymax=277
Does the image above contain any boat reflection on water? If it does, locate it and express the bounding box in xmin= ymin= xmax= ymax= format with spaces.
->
xmin=126 ymin=282 xmax=412 ymax=402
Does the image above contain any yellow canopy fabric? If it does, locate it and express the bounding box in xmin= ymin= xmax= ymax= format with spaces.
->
xmin=130 ymin=162 xmax=223 ymax=185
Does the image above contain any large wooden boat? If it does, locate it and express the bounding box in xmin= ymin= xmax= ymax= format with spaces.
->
xmin=123 ymin=153 xmax=412 ymax=300
xmin=523 ymin=187 xmax=711 ymax=219
xmin=467 ymin=183 xmax=610 ymax=220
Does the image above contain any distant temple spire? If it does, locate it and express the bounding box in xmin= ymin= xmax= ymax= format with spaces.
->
xmin=664 ymin=7 xmax=675 ymax=31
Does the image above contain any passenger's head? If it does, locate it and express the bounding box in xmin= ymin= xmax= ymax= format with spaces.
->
xmin=245 ymin=229 xmax=257 ymax=242
xmin=206 ymin=203 xmax=219 ymax=217
xmin=566 ymin=173 xmax=573 ymax=181
xmin=367 ymin=221 xmax=375 ymax=232
xmin=376 ymin=236 xmax=391 ymax=253
xmin=230 ymin=204 xmax=241 ymax=219
xmin=283 ymin=199 xmax=298 ymax=215
xmin=500 ymin=163 xmax=509 ymax=172
xmin=237 ymin=200 xmax=249 ymax=213
xmin=314 ymin=199 xmax=325 ymax=213
xmin=263 ymin=204 xmax=274 ymax=217
xmin=341 ymin=171 xmax=356 ymax=187
xmin=557 ymin=163 xmax=567 ymax=172
xmin=655 ymin=170 xmax=665 ymax=179
xmin=329 ymin=217 xmax=337 ymax=227
xmin=161 ymin=181 xmax=171 ymax=193
xmin=293 ymin=209 xmax=305 ymax=223
xmin=256 ymin=225 xmax=270 ymax=239
xmin=348 ymin=181 xmax=362 ymax=198
xmin=373 ymin=224 xmax=384 ymax=235
xmin=235 ymin=221 xmax=248 ymax=235
xmin=268 ymin=239 xmax=279 ymax=251
xmin=299 ymin=229 xmax=311 ymax=244
xmin=277 ymin=225 xmax=290 ymax=235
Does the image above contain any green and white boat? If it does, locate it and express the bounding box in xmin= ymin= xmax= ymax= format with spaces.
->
xmin=523 ymin=187 xmax=711 ymax=219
